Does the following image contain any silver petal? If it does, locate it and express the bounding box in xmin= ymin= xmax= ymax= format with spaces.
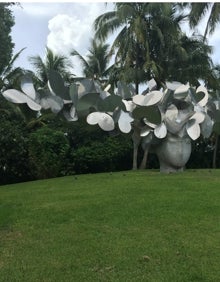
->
xmin=21 ymin=76 xmax=36 ymax=100
xmin=154 ymin=122 xmax=167 ymax=139
xmin=186 ymin=119 xmax=200 ymax=140
xmin=118 ymin=110 xmax=134 ymax=133
xmin=2 ymin=89 xmax=27 ymax=104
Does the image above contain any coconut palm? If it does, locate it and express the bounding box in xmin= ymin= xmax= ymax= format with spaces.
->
xmin=71 ymin=38 xmax=115 ymax=87
xmin=94 ymin=2 xmax=187 ymax=92
xmin=29 ymin=47 xmax=74 ymax=87
xmin=189 ymin=3 xmax=220 ymax=40
xmin=0 ymin=48 xmax=27 ymax=92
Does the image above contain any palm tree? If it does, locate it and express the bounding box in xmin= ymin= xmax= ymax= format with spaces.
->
xmin=94 ymin=2 xmax=187 ymax=93
xmin=29 ymin=47 xmax=74 ymax=87
xmin=71 ymin=38 xmax=113 ymax=86
xmin=189 ymin=3 xmax=220 ymax=40
xmin=0 ymin=48 xmax=27 ymax=92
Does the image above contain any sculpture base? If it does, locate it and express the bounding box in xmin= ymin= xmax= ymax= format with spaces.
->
xmin=156 ymin=134 xmax=191 ymax=173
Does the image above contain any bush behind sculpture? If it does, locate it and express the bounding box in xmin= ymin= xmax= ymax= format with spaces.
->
xmin=28 ymin=127 xmax=70 ymax=179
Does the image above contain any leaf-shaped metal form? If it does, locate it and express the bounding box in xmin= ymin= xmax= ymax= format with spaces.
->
xmin=122 ymin=100 xmax=136 ymax=112
xmin=190 ymin=112 xmax=205 ymax=124
xmin=186 ymin=119 xmax=200 ymax=140
xmin=87 ymin=112 xmax=114 ymax=131
xmin=2 ymin=89 xmax=27 ymax=104
xmin=132 ymin=94 xmax=145 ymax=106
xmin=154 ymin=122 xmax=167 ymax=139
xmin=63 ymin=105 xmax=78 ymax=121
xmin=133 ymin=106 xmax=161 ymax=125
xmin=148 ymin=78 xmax=157 ymax=91
xmin=98 ymin=94 xmax=122 ymax=112
xmin=40 ymin=95 xmax=63 ymax=113
xmin=133 ymin=91 xmax=163 ymax=106
xmin=165 ymin=104 xmax=178 ymax=121
xmin=76 ymin=79 xmax=97 ymax=98
xmin=144 ymin=90 xmax=164 ymax=106
xmin=76 ymin=93 xmax=100 ymax=112
xmin=174 ymin=84 xmax=189 ymax=100
xmin=26 ymin=98 xmax=41 ymax=111
xmin=140 ymin=127 xmax=151 ymax=137
xmin=48 ymin=70 xmax=70 ymax=100
xmin=118 ymin=110 xmax=134 ymax=133
xmin=200 ymin=114 xmax=213 ymax=138
xmin=21 ymin=75 xmax=36 ymax=100
xmin=196 ymin=86 xmax=208 ymax=107
xmin=166 ymin=81 xmax=182 ymax=91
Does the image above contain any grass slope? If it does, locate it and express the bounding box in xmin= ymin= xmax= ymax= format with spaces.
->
xmin=0 ymin=170 xmax=220 ymax=282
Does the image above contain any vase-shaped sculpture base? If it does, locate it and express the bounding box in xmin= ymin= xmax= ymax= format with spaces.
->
xmin=156 ymin=134 xmax=191 ymax=173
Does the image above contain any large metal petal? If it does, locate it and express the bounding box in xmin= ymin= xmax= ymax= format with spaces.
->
xmin=186 ymin=119 xmax=200 ymax=140
xmin=190 ymin=112 xmax=205 ymax=124
xmin=98 ymin=94 xmax=122 ymax=112
xmin=48 ymin=70 xmax=69 ymax=100
xmin=200 ymin=114 xmax=213 ymax=138
xmin=148 ymin=78 xmax=157 ymax=91
xmin=166 ymin=81 xmax=182 ymax=91
xmin=76 ymin=79 xmax=97 ymax=98
xmin=118 ymin=110 xmax=134 ymax=133
xmin=140 ymin=127 xmax=151 ymax=137
xmin=144 ymin=90 xmax=164 ymax=106
xmin=77 ymin=93 xmax=100 ymax=112
xmin=132 ymin=94 xmax=145 ymax=106
xmin=154 ymin=122 xmax=167 ymax=139
xmin=87 ymin=112 xmax=114 ymax=131
xmin=26 ymin=97 xmax=41 ymax=111
xmin=41 ymin=95 xmax=63 ymax=113
xmin=174 ymin=84 xmax=189 ymax=100
xmin=196 ymin=85 xmax=208 ymax=107
xmin=2 ymin=89 xmax=27 ymax=104
xmin=98 ymin=113 xmax=115 ymax=131
xmin=165 ymin=104 xmax=178 ymax=121
xmin=63 ymin=106 xmax=78 ymax=122
xmin=122 ymin=100 xmax=136 ymax=112
xmin=133 ymin=105 xmax=161 ymax=125
xmin=87 ymin=112 xmax=100 ymax=125
xmin=21 ymin=75 xmax=36 ymax=100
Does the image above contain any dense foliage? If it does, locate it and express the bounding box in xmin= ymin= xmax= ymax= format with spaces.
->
xmin=0 ymin=3 xmax=14 ymax=75
xmin=0 ymin=108 xmax=30 ymax=185
xmin=28 ymin=126 xmax=71 ymax=179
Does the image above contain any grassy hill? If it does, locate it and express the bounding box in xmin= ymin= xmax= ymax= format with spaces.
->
xmin=0 ymin=170 xmax=220 ymax=281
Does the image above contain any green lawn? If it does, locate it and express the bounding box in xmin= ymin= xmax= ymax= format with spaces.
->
xmin=0 ymin=170 xmax=220 ymax=282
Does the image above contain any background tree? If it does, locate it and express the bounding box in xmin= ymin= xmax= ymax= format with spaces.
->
xmin=71 ymin=38 xmax=113 ymax=86
xmin=29 ymin=47 xmax=75 ymax=87
xmin=0 ymin=3 xmax=15 ymax=75
xmin=189 ymin=3 xmax=220 ymax=40
xmin=94 ymin=2 xmax=187 ymax=92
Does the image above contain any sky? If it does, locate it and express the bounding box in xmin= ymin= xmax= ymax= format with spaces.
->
xmin=9 ymin=2 xmax=220 ymax=77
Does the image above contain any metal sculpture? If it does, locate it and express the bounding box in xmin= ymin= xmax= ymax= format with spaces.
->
xmin=2 ymin=70 xmax=220 ymax=173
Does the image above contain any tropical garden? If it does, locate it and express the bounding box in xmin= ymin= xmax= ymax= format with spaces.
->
xmin=1 ymin=2 xmax=220 ymax=185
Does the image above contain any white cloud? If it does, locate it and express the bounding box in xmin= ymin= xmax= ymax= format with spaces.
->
xmin=46 ymin=3 xmax=114 ymax=75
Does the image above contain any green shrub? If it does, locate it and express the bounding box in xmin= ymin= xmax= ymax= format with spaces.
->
xmin=72 ymin=135 xmax=133 ymax=174
xmin=28 ymin=127 xmax=71 ymax=179
xmin=0 ymin=118 xmax=30 ymax=185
